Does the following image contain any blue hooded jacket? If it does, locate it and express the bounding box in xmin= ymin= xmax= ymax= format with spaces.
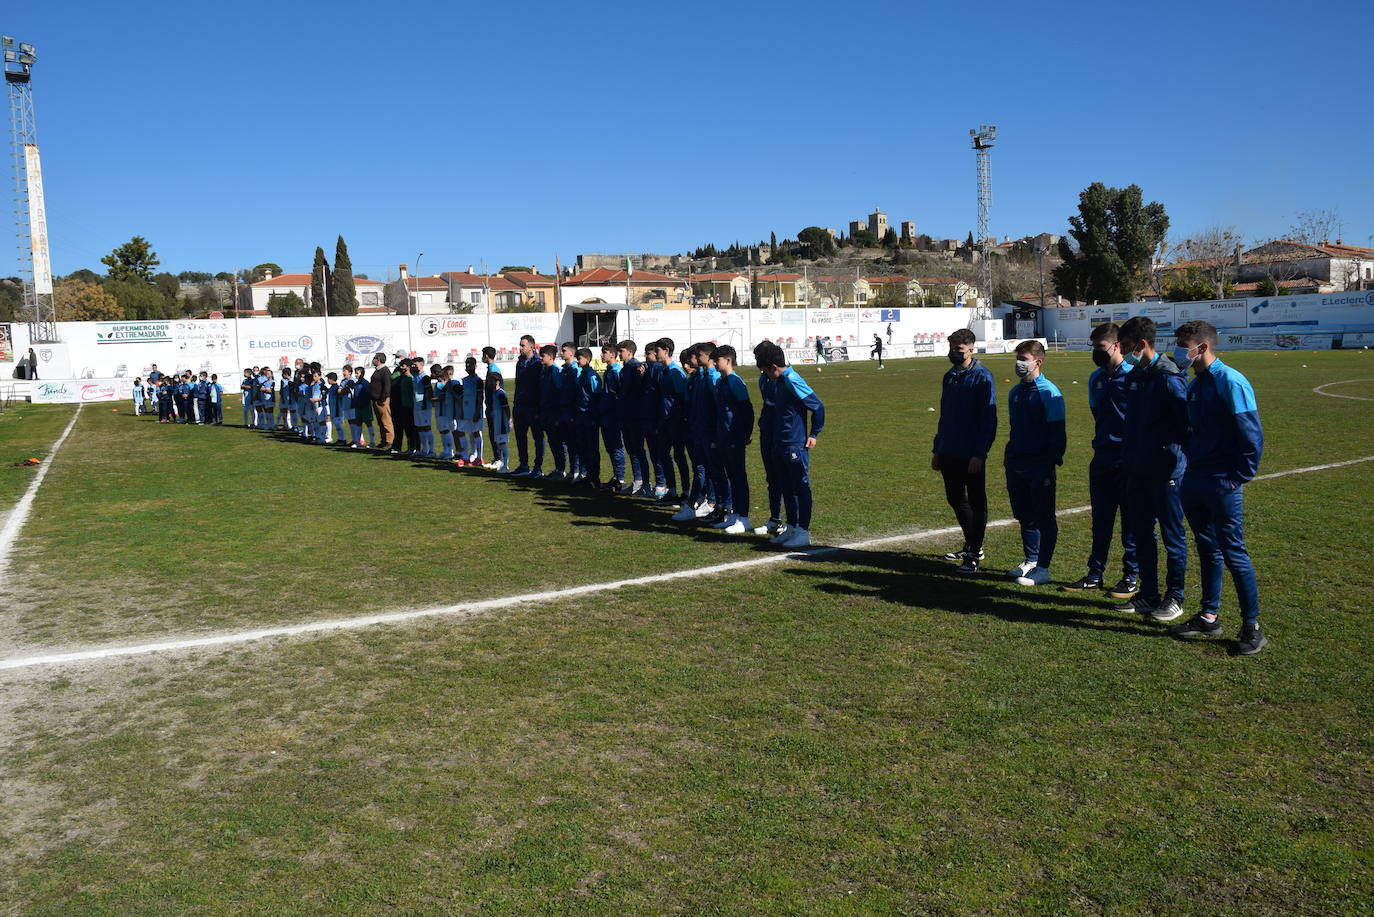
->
xmin=1121 ymin=351 xmax=1189 ymax=479
xmin=933 ymin=359 xmax=997 ymax=460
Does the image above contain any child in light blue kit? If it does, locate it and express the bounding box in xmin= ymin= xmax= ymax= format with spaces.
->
xmin=132 ymin=377 xmax=145 ymax=416
xmin=487 ymin=370 xmax=512 ymax=472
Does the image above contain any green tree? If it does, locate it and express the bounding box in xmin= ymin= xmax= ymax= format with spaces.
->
xmin=797 ymin=226 xmax=836 ymax=259
xmin=730 ymin=288 xmax=741 ymax=308
xmin=177 ymin=271 xmax=213 ymax=283
xmin=214 ymin=271 xmax=235 ymax=282
xmin=106 ymin=278 xmax=173 ymax=319
xmin=769 ymin=231 xmax=777 ymax=253
xmin=850 ymin=229 xmax=878 ymax=248
xmin=268 ymin=290 xmax=308 ymax=317
xmin=498 ymin=265 xmax=533 ymax=274
xmin=0 ymin=277 xmax=25 ymax=321
xmin=310 ymin=246 xmax=331 ymax=316
xmin=241 ymin=263 xmax=283 ymax=283
xmin=195 ymin=284 xmax=223 ymax=314
xmin=330 ymin=235 xmax=359 ymax=315
xmin=1163 ymin=266 xmax=1234 ymax=302
xmin=151 ymin=272 xmax=181 ymax=310
xmin=55 ymin=279 xmax=123 ymax=321
xmin=65 ymin=268 xmax=104 ymax=286
xmin=100 ymin=236 xmax=161 ymax=281
xmin=873 ymin=281 xmax=908 ymax=308
xmin=1053 ymin=182 xmax=1169 ymax=305
xmin=882 ymin=227 xmax=899 ymax=249
xmin=750 ymin=274 xmax=760 ymax=309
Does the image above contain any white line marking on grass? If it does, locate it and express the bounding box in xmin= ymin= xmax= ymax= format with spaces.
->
xmin=0 ymin=406 xmax=81 ymax=586
xmin=1 ymin=451 xmax=1371 ymax=673
xmin=1313 ymin=379 xmax=1374 ymax=402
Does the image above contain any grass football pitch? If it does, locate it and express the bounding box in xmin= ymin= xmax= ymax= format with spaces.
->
xmin=1 ymin=350 xmax=1371 ymax=914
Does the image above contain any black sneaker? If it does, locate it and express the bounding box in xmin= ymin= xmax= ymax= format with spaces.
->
xmin=944 ymin=547 xmax=985 ymax=562
xmin=956 ymin=557 xmax=980 ymax=575
xmin=1061 ymin=574 xmax=1103 ymax=592
xmin=1106 ymin=576 xmax=1140 ymax=599
xmin=1169 ymin=613 xmax=1223 ymax=639
xmin=1150 ymin=597 xmax=1185 ymax=622
xmin=703 ymin=508 xmax=728 ymax=526
xmin=1113 ymin=595 xmax=1157 ymax=615
xmin=1235 ymin=621 xmax=1267 ymax=655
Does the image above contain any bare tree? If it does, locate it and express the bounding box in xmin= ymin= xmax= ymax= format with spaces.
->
xmin=1175 ymin=226 xmax=1242 ymax=299
xmin=1288 ymin=208 xmax=1342 ymax=245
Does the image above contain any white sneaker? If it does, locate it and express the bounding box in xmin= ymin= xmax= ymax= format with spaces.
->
xmin=671 ymin=504 xmax=696 ymax=522
xmin=724 ymin=516 xmax=750 ymax=534
xmin=1015 ymin=566 xmax=1052 ymax=586
xmin=778 ymin=527 xmax=810 ymax=549
xmin=768 ymin=525 xmax=791 ymax=544
xmin=489 ymin=460 xmax=504 ymax=471
xmin=693 ymin=502 xmax=715 ymax=519
xmin=1006 ymin=561 xmax=1036 ymax=580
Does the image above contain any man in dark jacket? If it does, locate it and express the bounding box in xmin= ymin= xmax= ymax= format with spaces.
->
xmin=390 ymin=354 xmax=416 ymax=454
xmin=932 ymin=327 xmax=998 ymax=574
xmin=370 ymin=353 xmax=393 ymax=450
xmin=511 ymin=334 xmax=544 ymax=475
xmin=1114 ymin=316 xmax=1190 ymax=621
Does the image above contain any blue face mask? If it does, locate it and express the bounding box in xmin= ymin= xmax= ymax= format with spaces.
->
xmin=1172 ymin=345 xmax=1195 ymax=371
xmin=1123 ymin=349 xmax=1143 ymax=367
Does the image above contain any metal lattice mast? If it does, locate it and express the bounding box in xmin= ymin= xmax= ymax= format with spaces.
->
xmin=970 ymin=124 xmax=996 ymax=317
xmin=4 ymin=36 xmax=56 ymax=343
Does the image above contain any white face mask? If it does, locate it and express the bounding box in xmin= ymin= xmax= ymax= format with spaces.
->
xmin=1014 ymin=359 xmax=1035 ymax=379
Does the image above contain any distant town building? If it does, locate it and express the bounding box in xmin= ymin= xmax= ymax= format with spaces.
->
xmin=868 ymin=207 xmax=889 ymax=240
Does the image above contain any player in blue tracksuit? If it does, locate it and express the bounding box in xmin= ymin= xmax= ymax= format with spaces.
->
xmin=486 ymin=370 xmax=512 ymax=471
xmin=1115 ymin=315 xmax=1190 ymax=622
xmin=932 ymin=327 xmax=998 ymax=573
xmin=640 ymin=348 xmax=673 ymax=497
xmin=573 ymin=348 xmax=602 ymax=485
xmin=537 ymin=345 xmax=564 ymax=477
xmin=1168 ymin=320 xmax=1268 ymax=655
xmin=511 ymin=335 xmax=545 ymax=475
xmin=456 ymin=357 xmax=485 ymax=463
xmin=656 ymin=338 xmax=691 ymax=500
xmin=194 ymin=372 xmax=210 ymax=424
xmin=1064 ymin=323 xmax=1139 ymax=595
xmin=278 ymin=367 xmax=294 ymax=432
xmin=1003 ymin=340 xmax=1066 ymax=586
xmin=156 ymin=378 xmax=173 ymax=422
xmin=240 ymin=369 xmax=256 ymax=427
xmin=617 ymin=340 xmax=647 ymax=493
xmin=754 ymin=341 xmax=823 ymax=549
xmin=558 ymin=342 xmax=582 ymax=480
xmin=598 ymin=343 xmax=627 ymax=488
xmin=256 ymin=369 xmax=274 ymax=428
xmin=753 ymin=341 xmax=784 ymax=536
xmin=207 ymin=374 xmax=224 ymax=424
xmin=689 ymin=343 xmax=724 ymax=517
xmin=710 ymin=345 xmax=755 ymax=533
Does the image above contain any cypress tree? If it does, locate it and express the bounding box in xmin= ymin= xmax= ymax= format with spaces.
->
xmin=310 ymin=246 xmax=331 ymax=316
xmin=331 ymin=235 xmax=359 ymax=315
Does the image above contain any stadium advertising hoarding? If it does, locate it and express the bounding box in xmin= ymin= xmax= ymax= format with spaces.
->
xmin=95 ymin=321 xmax=172 ymax=344
xmin=0 ymin=323 xmax=12 ymax=362
xmin=30 ymin=379 xmax=133 ymax=404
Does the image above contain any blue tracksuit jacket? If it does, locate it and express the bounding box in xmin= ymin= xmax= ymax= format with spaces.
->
xmin=1184 ymin=358 xmax=1263 ymax=483
xmin=514 ymin=354 xmax=542 ymax=412
xmin=600 ymin=362 xmax=622 ymax=427
xmin=763 ymin=367 xmax=824 ymax=452
xmin=1005 ymin=374 xmax=1066 ymax=473
xmin=715 ymin=372 xmax=755 ymax=446
xmin=1088 ymin=361 xmax=1132 ymax=455
xmin=1121 ymin=352 xmax=1189 ymax=479
xmin=933 ymin=359 xmax=997 ymax=459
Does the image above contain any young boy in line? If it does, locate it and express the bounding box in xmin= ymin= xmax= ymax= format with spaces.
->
xmin=932 ymin=327 xmax=998 ymax=574
xmin=413 ymin=359 xmax=435 ymax=458
xmin=456 ymin=356 xmax=485 ymax=465
xmin=616 ymin=340 xmax=645 ymax=493
xmin=751 ymin=341 xmax=784 ymax=537
xmin=1062 ymin=322 xmax=1138 ymax=596
xmin=208 ymin=374 xmax=223 ymax=424
xmin=351 ymin=365 xmax=375 ymax=448
xmin=279 ymin=367 xmax=295 ymax=432
xmin=640 ymin=341 xmax=673 ymax=499
xmin=537 ymin=344 xmax=563 ymax=478
xmin=157 ymin=377 xmax=173 ymax=422
xmin=558 ymin=342 xmax=582 ymax=480
xmin=195 ymin=371 xmax=211 ymax=424
xmin=573 ymin=346 xmax=602 ymax=485
xmin=433 ymin=365 xmax=455 ymax=460
xmin=336 ymin=366 xmax=355 ymax=444
xmin=240 ymin=369 xmax=256 ymax=427
xmin=661 ymin=338 xmax=692 ymax=500
xmin=671 ymin=343 xmax=720 ymax=521
xmin=1003 ymin=340 xmax=1066 ymax=586
xmin=755 ymin=342 xmax=824 ymax=548
xmin=1114 ymin=315 xmax=1190 ymax=622
xmin=486 ymin=370 xmax=513 ymax=472
xmin=710 ymin=345 xmax=755 ymax=534
xmin=598 ymin=342 xmax=627 ymax=490
xmin=1167 ymin=320 xmax=1267 ymax=655
xmin=324 ymin=372 xmax=343 ymax=444
xmin=132 ymin=377 xmax=145 ymax=416
xmin=306 ymin=369 xmax=326 ymax=442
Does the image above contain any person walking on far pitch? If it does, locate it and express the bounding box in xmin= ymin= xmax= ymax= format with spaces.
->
xmin=932 ymin=328 xmax=997 ymax=574
xmin=870 ymin=334 xmax=885 ymax=369
xmin=1168 ymin=320 xmax=1267 ymax=655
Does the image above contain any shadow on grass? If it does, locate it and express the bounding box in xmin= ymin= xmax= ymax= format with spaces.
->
xmin=783 ymin=547 xmax=1169 ymax=637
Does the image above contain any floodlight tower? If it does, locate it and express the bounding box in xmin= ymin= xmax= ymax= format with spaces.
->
xmin=4 ymin=36 xmax=56 ymax=343
xmin=969 ymin=124 xmax=996 ymax=317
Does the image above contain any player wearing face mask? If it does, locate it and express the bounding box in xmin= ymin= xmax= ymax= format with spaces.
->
xmin=1167 ymin=320 xmax=1267 ymax=655
xmin=1003 ymin=339 xmax=1066 ymax=586
xmin=932 ymin=327 xmax=998 ymax=574
xmin=1062 ymin=322 xmax=1139 ymax=597
xmin=1113 ymin=315 xmax=1190 ymax=623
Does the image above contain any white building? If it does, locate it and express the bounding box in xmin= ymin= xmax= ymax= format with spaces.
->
xmin=246 ymin=271 xmax=386 ymax=315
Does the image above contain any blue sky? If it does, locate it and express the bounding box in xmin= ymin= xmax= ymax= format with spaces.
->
xmin=4 ymin=0 xmax=1371 ymax=280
